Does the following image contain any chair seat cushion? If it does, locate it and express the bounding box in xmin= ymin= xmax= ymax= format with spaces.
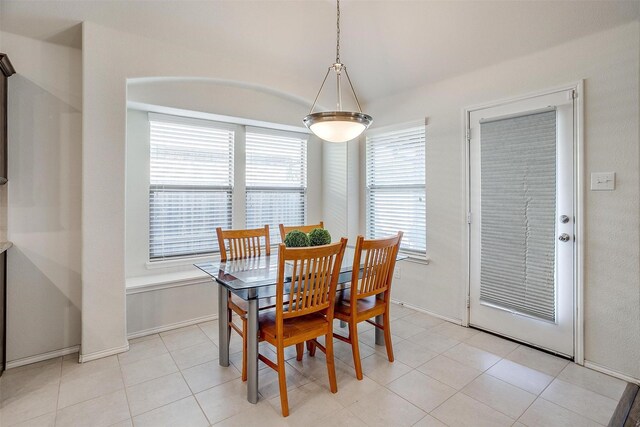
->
xmin=334 ymin=289 xmax=386 ymax=318
xmin=258 ymin=310 xmax=329 ymax=341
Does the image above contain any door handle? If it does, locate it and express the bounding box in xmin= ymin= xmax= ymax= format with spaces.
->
xmin=558 ymin=233 xmax=571 ymax=242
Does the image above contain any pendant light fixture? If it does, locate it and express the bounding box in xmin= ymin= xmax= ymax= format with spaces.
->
xmin=303 ymin=0 xmax=372 ymax=142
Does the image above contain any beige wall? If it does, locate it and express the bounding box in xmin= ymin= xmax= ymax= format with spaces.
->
xmin=2 ymin=17 xmax=638 ymax=383
xmin=362 ymin=22 xmax=640 ymax=380
xmin=81 ymin=21 xmax=323 ymax=360
xmin=1 ymin=32 xmax=82 ymax=363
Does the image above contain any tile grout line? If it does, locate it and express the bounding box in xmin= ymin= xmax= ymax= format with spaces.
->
xmin=342 ymin=375 xmax=428 ymax=427
xmin=4 ymin=357 xmax=66 ymax=426
xmin=160 ymin=333 xmax=211 ymax=425
xmin=381 ymin=357 xmax=468 ymax=424
xmin=458 ymin=377 xmax=527 ymax=422
xmin=54 ymin=356 xmax=63 ymax=426
xmin=483 ymin=366 xmax=552 ymax=396
xmin=258 ymin=305 xmax=612 ymax=426
xmin=552 ymin=372 xmax=628 ymax=402
xmin=417 ymin=349 xmax=524 ymax=423
xmin=513 ymin=396 xmax=542 ymax=427
xmin=117 ymin=346 xmax=135 ymax=425
xmin=533 ymin=396 xmax=607 ymax=426
xmin=162 ymin=324 xmax=217 ymax=351
xmin=23 ymin=312 xmax=613 ymax=427
xmin=411 ymin=413 xmax=451 ymax=427
xmin=429 ymin=389 xmax=515 ymax=426
xmin=511 ymin=358 xmax=602 ymax=426
xmin=372 ymin=320 xmax=494 ymax=423
xmin=161 ymin=326 xmax=250 ymax=424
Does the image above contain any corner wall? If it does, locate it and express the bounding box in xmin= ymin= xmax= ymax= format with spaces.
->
xmin=1 ymin=32 xmax=82 ymax=363
xmin=362 ymin=22 xmax=640 ymax=380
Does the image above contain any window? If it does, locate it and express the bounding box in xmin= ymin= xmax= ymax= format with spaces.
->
xmin=147 ymin=113 xmax=308 ymax=261
xmin=366 ymin=125 xmax=426 ymax=254
xmin=149 ymin=114 xmax=234 ymax=260
xmin=245 ymin=128 xmax=308 ymax=244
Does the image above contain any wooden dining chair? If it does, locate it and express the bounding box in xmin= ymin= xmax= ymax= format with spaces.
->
xmin=216 ymin=225 xmax=272 ymax=382
xmin=332 ymin=232 xmax=403 ymax=380
xmin=258 ymin=238 xmax=347 ymax=417
xmin=278 ymin=221 xmax=324 ymax=243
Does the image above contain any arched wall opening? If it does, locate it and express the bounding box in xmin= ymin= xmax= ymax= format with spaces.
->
xmin=124 ymin=77 xmax=326 ymax=338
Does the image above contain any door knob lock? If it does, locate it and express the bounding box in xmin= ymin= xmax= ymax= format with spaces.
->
xmin=558 ymin=233 xmax=571 ymax=242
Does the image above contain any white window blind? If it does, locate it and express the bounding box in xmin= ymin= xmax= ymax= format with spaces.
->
xmin=480 ymin=109 xmax=557 ymax=321
xmin=149 ymin=114 xmax=234 ymax=260
xmin=245 ymin=128 xmax=307 ymax=244
xmin=366 ymin=125 xmax=426 ymax=254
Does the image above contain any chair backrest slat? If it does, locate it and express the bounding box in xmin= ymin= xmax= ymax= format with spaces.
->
xmin=276 ymin=239 xmax=347 ymax=322
xmin=216 ymin=225 xmax=271 ymax=261
xmin=279 ymin=221 xmax=325 ymax=243
xmin=350 ymin=232 xmax=403 ymax=301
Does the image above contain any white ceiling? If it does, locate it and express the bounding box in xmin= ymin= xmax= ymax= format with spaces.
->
xmin=1 ymin=0 xmax=638 ymax=102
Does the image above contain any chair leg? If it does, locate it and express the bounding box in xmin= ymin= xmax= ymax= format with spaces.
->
xmin=348 ymin=320 xmax=363 ymax=380
xmin=295 ymin=343 xmax=304 ymax=361
xmin=383 ymin=309 xmax=394 ymax=362
xmin=308 ymin=340 xmax=317 ymax=357
xmin=241 ymin=318 xmax=248 ymax=382
xmin=276 ymin=345 xmax=289 ymax=417
xmin=227 ymin=307 xmax=233 ymax=347
xmin=325 ymin=332 xmax=338 ymax=393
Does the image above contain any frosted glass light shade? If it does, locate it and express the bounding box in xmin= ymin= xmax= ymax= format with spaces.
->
xmin=304 ymin=111 xmax=372 ymax=143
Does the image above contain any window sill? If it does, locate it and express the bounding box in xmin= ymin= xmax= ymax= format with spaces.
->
xmin=126 ymin=270 xmax=213 ymax=294
xmin=146 ymin=254 xmax=220 ymax=270
xmin=399 ymin=252 xmax=431 ymax=265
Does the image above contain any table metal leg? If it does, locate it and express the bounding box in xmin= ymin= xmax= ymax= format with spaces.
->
xmin=218 ymin=286 xmax=229 ymax=367
xmin=247 ymin=299 xmax=259 ymax=404
xmin=375 ymin=314 xmax=385 ymax=346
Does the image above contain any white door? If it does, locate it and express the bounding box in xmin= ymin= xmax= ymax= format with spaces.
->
xmin=469 ymin=89 xmax=575 ymax=357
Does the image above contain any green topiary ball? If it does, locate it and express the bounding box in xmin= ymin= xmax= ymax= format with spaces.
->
xmin=308 ymin=228 xmax=332 ymax=246
xmin=284 ymin=230 xmax=310 ymax=247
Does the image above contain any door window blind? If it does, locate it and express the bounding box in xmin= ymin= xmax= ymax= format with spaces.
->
xmin=245 ymin=128 xmax=307 ymax=244
xmin=480 ymin=109 xmax=557 ymax=321
xmin=366 ymin=126 xmax=426 ymax=254
xmin=149 ymin=114 xmax=234 ymax=260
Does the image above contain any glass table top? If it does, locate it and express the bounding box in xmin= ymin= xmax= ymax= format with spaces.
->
xmin=195 ymin=246 xmax=406 ymax=300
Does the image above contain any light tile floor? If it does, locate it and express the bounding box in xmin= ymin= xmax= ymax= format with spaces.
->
xmin=0 ymin=304 xmax=627 ymax=426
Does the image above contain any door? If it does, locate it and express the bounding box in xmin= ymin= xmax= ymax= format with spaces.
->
xmin=469 ymin=89 xmax=575 ymax=357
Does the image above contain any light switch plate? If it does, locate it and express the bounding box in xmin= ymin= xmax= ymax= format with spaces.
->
xmin=591 ymin=172 xmax=615 ymax=191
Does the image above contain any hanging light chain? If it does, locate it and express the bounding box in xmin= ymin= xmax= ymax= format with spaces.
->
xmin=336 ymin=0 xmax=341 ymax=64
xmin=303 ymin=0 xmax=372 ymax=140
xmin=307 ymin=0 xmax=367 ymax=116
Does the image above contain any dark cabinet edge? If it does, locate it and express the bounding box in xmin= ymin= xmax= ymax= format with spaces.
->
xmin=0 ymin=242 xmax=11 ymax=254
xmin=0 ymin=54 xmax=15 ymax=78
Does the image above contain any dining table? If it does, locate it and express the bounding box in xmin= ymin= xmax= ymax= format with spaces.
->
xmin=195 ymin=246 xmax=406 ymax=404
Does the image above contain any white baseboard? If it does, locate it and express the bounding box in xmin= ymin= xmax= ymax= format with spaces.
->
xmin=6 ymin=345 xmax=80 ymax=370
xmin=127 ymin=314 xmax=219 ymax=340
xmin=79 ymin=343 xmax=130 ymax=363
xmin=584 ymin=360 xmax=640 ymax=385
xmin=391 ymin=299 xmax=463 ymax=325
